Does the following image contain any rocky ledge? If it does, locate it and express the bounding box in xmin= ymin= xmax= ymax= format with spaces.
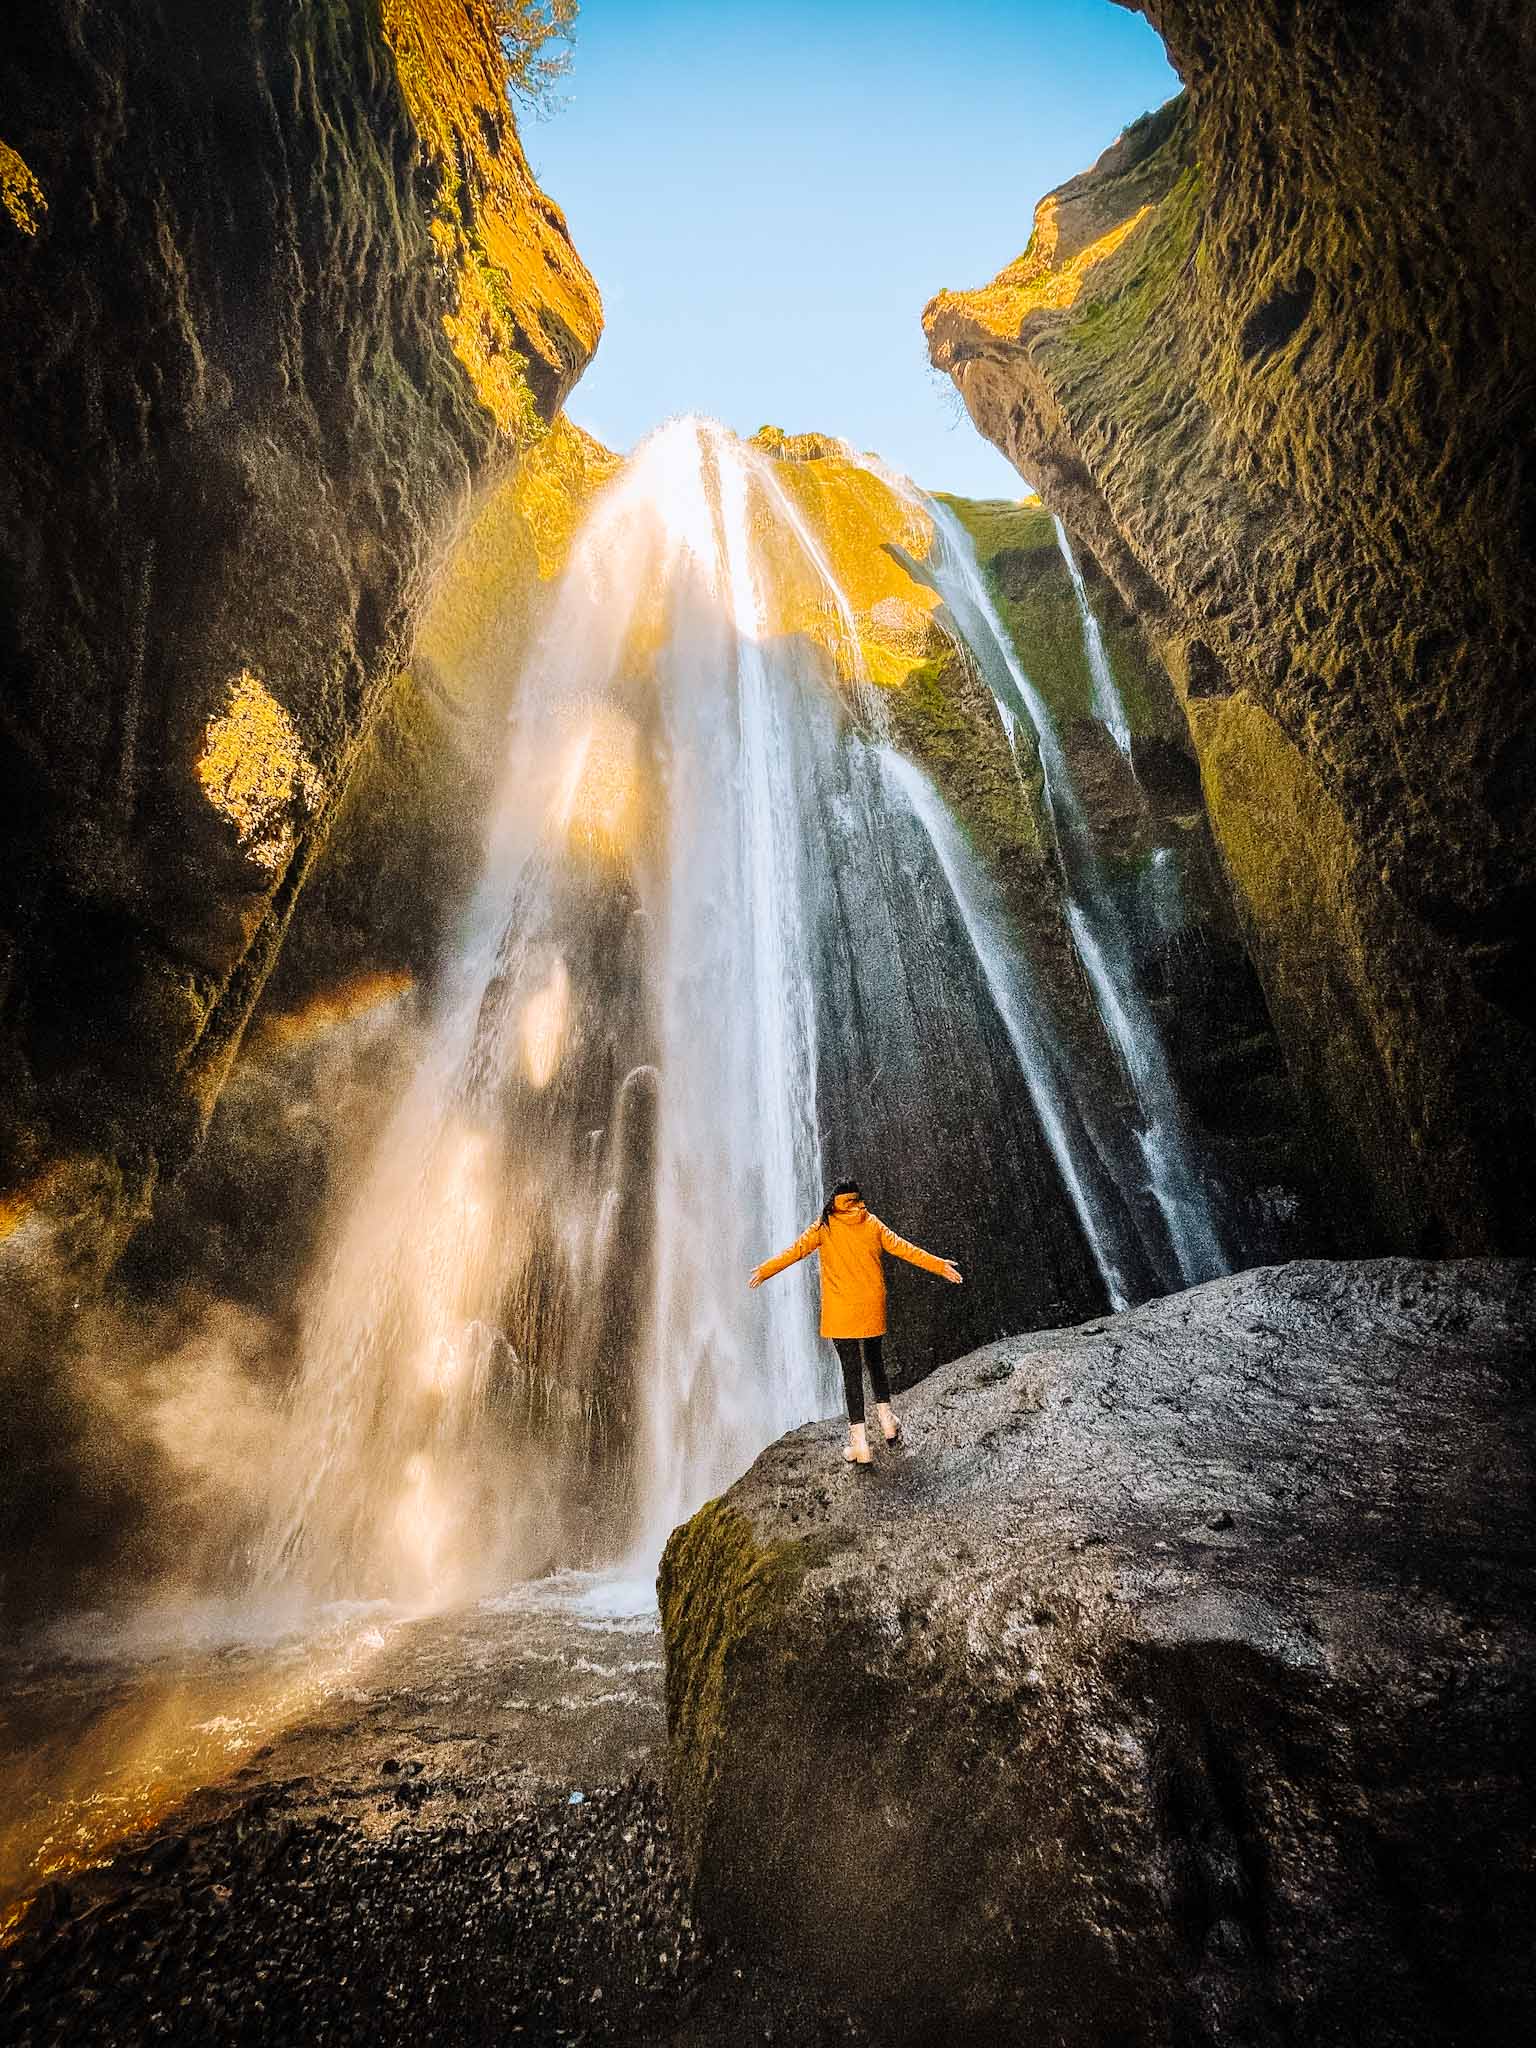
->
xmin=660 ymin=1260 xmax=1536 ymax=2047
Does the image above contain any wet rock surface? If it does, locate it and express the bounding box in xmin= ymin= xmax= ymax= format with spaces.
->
xmin=661 ymin=1259 xmax=1536 ymax=2047
xmin=0 ymin=1590 xmax=861 ymax=2046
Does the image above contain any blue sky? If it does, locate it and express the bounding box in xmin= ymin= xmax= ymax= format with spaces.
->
xmin=527 ymin=0 xmax=1178 ymax=498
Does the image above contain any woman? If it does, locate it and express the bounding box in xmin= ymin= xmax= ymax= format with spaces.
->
xmin=749 ymin=1180 xmax=962 ymax=1466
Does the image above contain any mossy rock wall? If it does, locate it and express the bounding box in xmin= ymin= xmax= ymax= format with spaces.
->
xmin=0 ymin=0 xmax=600 ymax=1282
xmin=925 ymin=3 xmax=1536 ymax=1253
xmin=0 ymin=2 xmax=600 ymax=1615
xmin=905 ymin=491 xmax=1316 ymax=1252
xmin=747 ymin=432 xmax=1315 ymax=1264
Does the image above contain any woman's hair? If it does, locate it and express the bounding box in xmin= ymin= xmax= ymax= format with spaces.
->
xmin=819 ymin=1178 xmax=863 ymax=1229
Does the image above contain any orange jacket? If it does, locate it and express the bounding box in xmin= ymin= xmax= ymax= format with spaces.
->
xmin=753 ymin=1192 xmax=951 ymax=1339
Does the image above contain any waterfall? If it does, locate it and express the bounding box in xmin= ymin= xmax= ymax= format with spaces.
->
xmin=248 ymin=419 xmax=1124 ymax=1610
xmin=909 ymin=497 xmax=1233 ymax=1292
xmin=873 ymin=749 xmax=1138 ymax=1309
xmin=1053 ymin=516 xmax=1132 ymax=757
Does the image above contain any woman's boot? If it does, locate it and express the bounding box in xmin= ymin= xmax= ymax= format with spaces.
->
xmin=843 ymin=1422 xmax=873 ymax=1465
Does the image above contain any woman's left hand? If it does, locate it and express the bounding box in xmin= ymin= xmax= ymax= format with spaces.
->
xmin=748 ymin=1270 xmax=764 ymax=1290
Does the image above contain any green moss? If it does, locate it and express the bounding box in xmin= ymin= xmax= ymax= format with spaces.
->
xmin=659 ymin=1499 xmax=833 ymax=1851
xmin=936 ymin=491 xmax=1182 ymax=745
xmin=938 ymin=494 xmax=1097 ymax=731
xmin=887 ymin=646 xmax=1046 ymax=879
xmin=1191 ymin=690 xmax=1434 ymax=1247
xmin=933 ymin=491 xmax=1055 ymax=560
xmin=1064 ymin=162 xmax=1204 ymax=371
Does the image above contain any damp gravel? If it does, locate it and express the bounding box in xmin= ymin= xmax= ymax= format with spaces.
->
xmin=1 ymin=1577 xmax=866 ymax=2046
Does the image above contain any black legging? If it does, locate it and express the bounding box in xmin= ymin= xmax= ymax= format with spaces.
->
xmin=834 ymin=1336 xmax=890 ymax=1426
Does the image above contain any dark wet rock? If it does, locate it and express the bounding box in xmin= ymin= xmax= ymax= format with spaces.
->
xmin=0 ymin=1588 xmax=861 ymax=2044
xmin=661 ymin=1259 xmax=1536 ymax=2046
xmin=3 ymin=1767 xmax=859 ymax=2048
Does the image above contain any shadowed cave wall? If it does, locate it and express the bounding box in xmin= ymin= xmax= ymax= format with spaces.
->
xmin=0 ymin=0 xmax=601 ymax=1614
xmin=0 ymin=0 xmax=601 ymax=1283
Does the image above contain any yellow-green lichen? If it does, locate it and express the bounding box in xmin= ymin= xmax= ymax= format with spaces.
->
xmin=1063 ymin=163 xmax=1204 ymax=370
xmin=658 ymin=1500 xmax=824 ymax=1844
xmin=415 ymin=414 xmax=620 ymax=686
xmin=0 ymin=139 xmax=46 ymax=235
xmin=935 ymin=492 xmax=1176 ymax=742
xmin=888 ymin=647 xmax=1047 ymax=876
xmin=379 ymin=0 xmax=601 ymax=436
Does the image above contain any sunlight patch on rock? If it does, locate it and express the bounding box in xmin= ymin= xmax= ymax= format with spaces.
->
xmin=196 ymin=671 xmax=324 ymax=873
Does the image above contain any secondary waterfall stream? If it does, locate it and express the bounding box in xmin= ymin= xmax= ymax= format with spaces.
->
xmin=910 ymin=496 xmax=1234 ymax=1295
xmin=1054 ymin=516 xmax=1131 ymax=757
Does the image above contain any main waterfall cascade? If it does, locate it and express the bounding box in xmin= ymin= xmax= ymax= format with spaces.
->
xmin=252 ymin=417 xmax=1241 ymax=1612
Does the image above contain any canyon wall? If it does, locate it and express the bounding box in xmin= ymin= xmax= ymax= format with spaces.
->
xmin=925 ymin=0 xmax=1536 ymax=1254
xmin=0 ymin=418 xmax=621 ymax=1619
xmin=0 ymin=0 xmax=601 ymax=1286
xmin=0 ymin=0 xmax=600 ymax=1613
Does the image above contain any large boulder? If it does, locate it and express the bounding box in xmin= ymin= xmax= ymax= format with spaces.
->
xmin=924 ymin=3 xmax=1536 ymax=1255
xmin=660 ymin=1259 xmax=1536 ymax=2046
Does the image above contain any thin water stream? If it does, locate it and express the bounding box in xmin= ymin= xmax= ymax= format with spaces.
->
xmin=914 ymin=496 xmax=1232 ymax=1291
xmin=1054 ymin=516 xmax=1132 ymax=757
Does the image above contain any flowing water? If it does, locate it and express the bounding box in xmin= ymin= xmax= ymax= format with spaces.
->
xmin=904 ymin=496 xmax=1233 ymax=1292
xmin=875 ymin=748 xmax=1141 ymax=1310
xmin=3 ymin=419 xmax=1255 ymax=1914
xmin=1053 ymin=516 xmax=1132 ymax=757
xmin=245 ymin=417 xmax=1151 ymax=1613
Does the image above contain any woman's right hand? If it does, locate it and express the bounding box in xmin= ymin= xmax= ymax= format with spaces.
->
xmin=941 ymin=1260 xmax=963 ymax=1285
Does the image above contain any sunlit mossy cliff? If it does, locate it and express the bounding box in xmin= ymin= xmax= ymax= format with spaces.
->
xmin=925 ymin=1 xmax=1536 ymax=1253
xmin=0 ymin=0 xmax=601 ymax=1280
